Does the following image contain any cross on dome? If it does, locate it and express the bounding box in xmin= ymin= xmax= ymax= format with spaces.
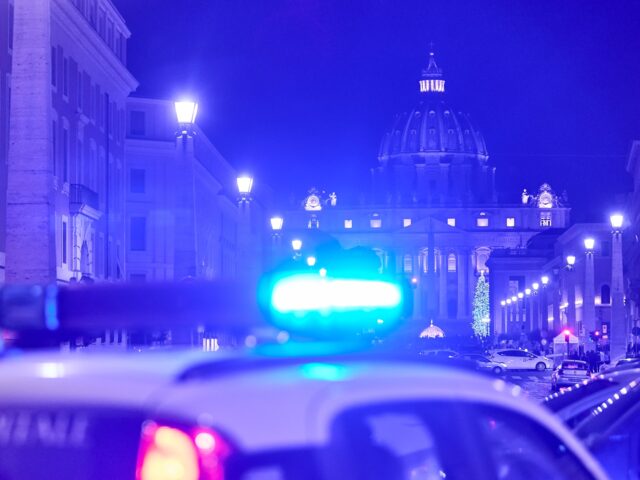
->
xmin=419 ymin=44 xmax=445 ymax=94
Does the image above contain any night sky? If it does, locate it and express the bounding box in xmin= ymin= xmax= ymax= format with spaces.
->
xmin=113 ymin=0 xmax=640 ymax=221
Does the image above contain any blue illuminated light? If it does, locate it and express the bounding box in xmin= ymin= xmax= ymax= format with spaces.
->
xmin=271 ymin=274 xmax=402 ymax=313
xmin=300 ymin=362 xmax=348 ymax=381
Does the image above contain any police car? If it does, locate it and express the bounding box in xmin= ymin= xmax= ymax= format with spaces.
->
xmin=0 ymin=275 xmax=609 ymax=480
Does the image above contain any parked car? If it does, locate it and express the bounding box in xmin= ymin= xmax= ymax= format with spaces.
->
xmin=458 ymin=353 xmax=507 ymax=375
xmin=488 ymin=349 xmax=553 ymax=371
xmin=551 ymin=360 xmax=592 ymax=391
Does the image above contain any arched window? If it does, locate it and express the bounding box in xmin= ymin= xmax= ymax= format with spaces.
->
xmin=447 ymin=253 xmax=457 ymax=272
xmin=601 ymin=285 xmax=611 ymax=305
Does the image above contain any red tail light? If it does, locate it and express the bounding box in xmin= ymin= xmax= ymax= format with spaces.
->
xmin=136 ymin=422 xmax=232 ymax=480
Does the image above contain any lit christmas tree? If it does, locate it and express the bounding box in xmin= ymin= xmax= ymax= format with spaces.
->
xmin=472 ymin=271 xmax=490 ymax=337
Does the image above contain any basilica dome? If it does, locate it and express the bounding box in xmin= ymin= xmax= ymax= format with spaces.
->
xmin=377 ymin=51 xmax=488 ymax=164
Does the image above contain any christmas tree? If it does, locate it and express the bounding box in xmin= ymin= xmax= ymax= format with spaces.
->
xmin=472 ymin=271 xmax=490 ymax=337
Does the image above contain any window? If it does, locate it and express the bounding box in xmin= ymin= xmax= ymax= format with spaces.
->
xmin=540 ymin=212 xmax=552 ymax=227
xmin=344 ymin=219 xmax=352 ymax=229
xmin=51 ymin=47 xmax=57 ymax=86
xmin=130 ymin=169 xmax=145 ymax=193
xmin=447 ymin=253 xmax=457 ymax=272
xmin=130 ymin=110 xmax=146 ymax=136
xmin=403 ymin=218 xmax=412 ymax=227
xmin=370 ymin=215 xmax=381 ymax=229
xmin=476 ymin=217 xmax=489 ymax=227
xmin=77 ymin=71 xmax=83 ymax=110
xmin=130 ymin=273 xmax=146 ymax=282
xmin=51 ymin=120 xmax=57 ymax=175
xmin=62 ymin=57 xmax=69 ymax=97
xmin=130 ymin=217 xmax=146 ymax=251
xmin=506 ymin=217 xmax=515 ymax=227
xmin=403 ymin=254 xmax=412 ymax=273
xmin=62 ymin=125 xmax=69 ymax=182
xmin=8 ymin=2 xmax=13 ymax=50
xmin=601 ymin=284 xmax=611 ymax=305
xmin=447 ymin=217 xmax=456 ymax=227
xmin=62 ymin=221 xmax=67 ymax=264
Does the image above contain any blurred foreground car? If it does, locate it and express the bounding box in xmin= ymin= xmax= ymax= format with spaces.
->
xmin=0 ymin=277 xmax=608 ymax=480
xmin=551 ymin=360 xmax=592 ymax=391
xmin=488 ymin=349 xmax=553 ymax=371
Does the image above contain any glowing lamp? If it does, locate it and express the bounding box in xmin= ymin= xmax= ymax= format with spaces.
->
xmin=174 ymin=101 xmax=198 ymax=125
xmin=610 ymin=214 xmax=624 ymax=229
xmin=270 ymin=216 xmax=284 ymax=231
xmin=541 ymin=275 xmax=549 ymax=286
xmin=236 ymin=176 xmax=253 ymax=195
xmin=566 ymin=255 xmax=576 ymax=266
xmin=584 ymin=238 xmax=595 ymax=251
xmin=525 ymin=288 xmax=531 ymax=296
xmin=506 ymin=299 xmax=512 ymax=305
xmin=306 ymin=256 xmax=316 ymax=267
xmin=517 ymin=292 xmax=524 ymax=299
xmin=563 ymin=329 xmax=571 ymax=336
xmin=500 ymin=300 xmax=506 ymax=307
xmin=532 ymin=282 xmax=539 ymax=291
xmin=291 ymin=239 xmax=302 ymax=251
xmin=511 ymin=296 xmax=517 ymax=302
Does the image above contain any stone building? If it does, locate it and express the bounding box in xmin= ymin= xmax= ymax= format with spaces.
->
xmin=2 ymin=0 xmax=136 ymax=282
xmin=277 ymin=50 xmax=571 ymax=336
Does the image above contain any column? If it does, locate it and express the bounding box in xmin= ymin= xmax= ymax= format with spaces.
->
xmin=525 ymin=295 xmax=532 ymax=331
xmin=413 ymin=253 xmax=421 ymax=319
xmin=584 ymin=249 xmax=597 ymax=335
xmin=467 ymin=252 xmax=476 ymax=323
xmin=541 ymin=286 xmax=549 ymax=332
xmin=457 ymin=250 xmax=468 ymax=319
xmin=173 ymin=132 xmax=198 ymax=280
xmin=552 ymin=277 xmax=562 ymax=332
xmin=6 ymin=0 xmax=57 ymax=282
xmin=611 ymin=229 xmax=626 ymax=360
xmin=439 ymin=251 xmax=448 ymax=319
xmin=567 ymin=269 xmax=577 ymax=330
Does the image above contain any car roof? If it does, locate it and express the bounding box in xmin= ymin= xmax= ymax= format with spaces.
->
xmin=562 ymin=359 xmax=588 ymax=364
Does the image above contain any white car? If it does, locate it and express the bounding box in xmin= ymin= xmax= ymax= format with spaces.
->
xmin=0 ymin=348 xmax=608 ymax=480
xmin=489 ymin=349 xmax=554 ymax=371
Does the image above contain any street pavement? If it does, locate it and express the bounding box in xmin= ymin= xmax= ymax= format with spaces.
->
xmin=501 ymin=370 xmax=553 ymax=402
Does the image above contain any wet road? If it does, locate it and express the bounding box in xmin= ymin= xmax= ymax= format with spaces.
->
xmin=502 ymin=370 xmax=553 ymax=402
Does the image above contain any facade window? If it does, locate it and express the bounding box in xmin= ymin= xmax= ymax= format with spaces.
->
xmin=344 ymin=219 xmax=352 ymax=229
xmin=601 ymin=285 xmax=611 ymax=305
xmin=130 ymin=110 xmax=146 ymax=136
xmin=8 ymin=2 xmax=13 ymax=50
xmin=130 ymin=168 xmax=145 ymax=193
xmin=62 ymin=125 xmax=69 ymax=182
xmin=130 ymin=217 xmax=146 ymax=251
xmin=307 ymin=216 xmax=319 ymax=229
xmin=403 ymin=254 xmax=413 ymax=274
xmin=62 ymin=221 xmax=68 ymax=264
xmin=51 ymin=47 xmax=57 ymax=86
xmin=447 ymin=253 xmax=457 ymax=272
xmin=52 ymin=120 xmax=57 ymax=175
xmin=506 ymin=217 xmax=515 ymax=227
xmin=370 ymin=215 xmax=381 ymax=229
xmin=403 ymin=218 xmax=412 ymax=227
xmin=447 ymin=217 xmax=456 ymax=227
xmin=77 ymin=71 xmax=83 ymax=110
xmin=62 ymin=57 xmax=69 ymax=97
xmin=476 ymin=217 xmax=489 ymax=227
xmin=540 ymin=212 xmax=552 ymax=227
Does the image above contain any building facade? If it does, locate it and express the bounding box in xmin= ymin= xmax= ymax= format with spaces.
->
xmin=3 ymin=0 xmax=137 ymax=283
xmin=277 ymin=51 xmax=570 ymax=336
xmin=124 ymin=97 xmax=250 ymax=282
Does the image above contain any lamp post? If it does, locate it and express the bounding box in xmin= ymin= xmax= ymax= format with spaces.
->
xmin=517 ymin=292 xmax=524 ymax=325
xmin=525 ymin=288 xmax=532 ymax=332
xmin=173 ymin=101 xmax=199 ymax=281
xmin=236 ymin=175 xmax=255 ymax=283
xmin=291 ymin=239 xmax=302 ymax=260
xmin=500 ymin=300 xmax=506 ymax=332
xmin=566 ymin=255 xmax=577 ymax=331
xmin=584 ymin=238 xmax=596 ymax=347
xmin=541 ymin=275 xmax=550 ymax=332
xmin=270 ymin=216 xmax=283 ymax=239
xmin=237 ymin=176 xmax=254 ymax=206
xmin=610 ymin=213 xmax=626 ymax=361
xmin=532 ymin=282 xmax=540 ymax=331
xmin=506 ymin=298 xmax=513 ymax=332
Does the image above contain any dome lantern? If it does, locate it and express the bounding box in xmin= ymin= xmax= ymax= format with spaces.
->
xmin=419 ymin=45 xmax=445 ymax=94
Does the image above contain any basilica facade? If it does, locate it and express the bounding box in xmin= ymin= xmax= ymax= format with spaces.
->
xmin=279 ymin=50 xmax=570 ymax=336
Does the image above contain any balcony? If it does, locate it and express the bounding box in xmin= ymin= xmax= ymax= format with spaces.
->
xmin=70 ymin=184 xmax=101 ymax=220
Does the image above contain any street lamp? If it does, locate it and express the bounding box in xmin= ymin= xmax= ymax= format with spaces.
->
xmin=500 ymin=300 xmax=506 ymax=307
xmin=517 ymin=292 xmax=524 ymax=299
xmin=566 ymin=255 xmax=576 ymax=267
xmin=610 ymin=213 xmax=626 ymax=361
xmin=541 ymin=275 xmax=549 ymax=286
xmin=306 ymin=256 xmax=317 ymax=267
xmin=584 ymin=238 xmax=595 ymax=251
xmin=525 ymin=288 xmax=531 ymax=296
xmin=237 ymin=175 xmax=253 ymax=202
xmin=270 ymin=216 xmax=284 ymax=232
xmin=506 ymin=299 xmax=512 ymax=305
xmin=174 ymin=101 xmax=198 ymax=134
xmin=532 ymin=282 xmax=539 ymax=291
xmin=291 ymin=239 xmax=302 ymax=252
